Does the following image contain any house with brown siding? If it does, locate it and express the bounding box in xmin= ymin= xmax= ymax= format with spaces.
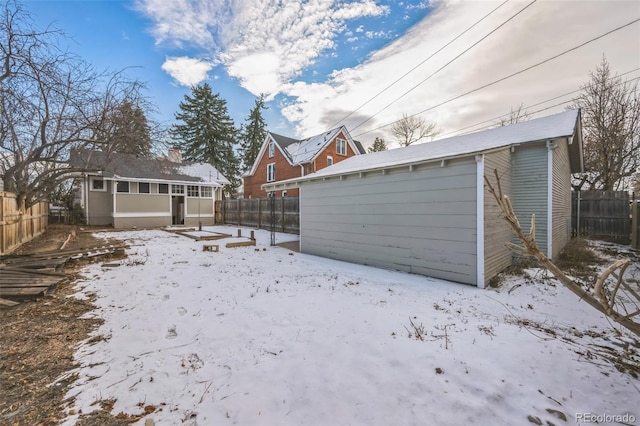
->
xmin=70 ymin=149 xmax=229 ymax=228
xmin=243 ymin=126 xmax=365 ymax=198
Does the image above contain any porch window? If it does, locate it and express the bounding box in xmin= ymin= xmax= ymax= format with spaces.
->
xmin=187 ymin=185 xmax=199 ymax=197
xmin=91 ymin=178 xmax=106 ymax=192
xmin=171 ymin=184 xmax=184 ymax=194
xmin=159 ymin=184 xmax=169 ymax=194
xmin=336 ymin=138 xmax=347 ymax=156
xmin=267 ymin=163 xmax=275 ymax=182
xmin=139 ymin=182 xmax=150 ymax=194
xmin=201 ymin=186 xmax=212 ymax=198
xmin=116 ymin=181 xmax=129 ymax=193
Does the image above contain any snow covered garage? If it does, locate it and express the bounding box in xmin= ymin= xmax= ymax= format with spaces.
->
xmin=264 ymin=110 xmax=583 ymax=287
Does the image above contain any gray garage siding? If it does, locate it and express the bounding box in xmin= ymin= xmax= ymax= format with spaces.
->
xmin=511 ymin=144 xmax=548 ymax=256
xmin=552 ymin=138 xmax=571 ymax=258
xmin=300 ymin=158 xmax=479 ymax=285
xmin=483 ymin=149 xmax=513 ymax=285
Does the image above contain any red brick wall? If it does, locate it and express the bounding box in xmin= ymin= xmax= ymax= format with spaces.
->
xmin=243 ymin=131 xmax=360 ymax=198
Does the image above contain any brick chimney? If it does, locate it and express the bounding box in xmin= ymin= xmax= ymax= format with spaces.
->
xmin=168 ymin=148 xmax=182 ymax=163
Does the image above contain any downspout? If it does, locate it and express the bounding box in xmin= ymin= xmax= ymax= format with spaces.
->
xmin=475 ymin=154 xmax=485 ymax=289
xmin=546 ymin=140 xmax=558 ymax=257
xmin=112 ymin=179 xmax=117 ymax=227
xmin=84 ymin=174 xmax=90 ymax=225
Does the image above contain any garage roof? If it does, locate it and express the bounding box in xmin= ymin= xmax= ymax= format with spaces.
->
xmin=265 ymin=109 xmax=582 ymax=189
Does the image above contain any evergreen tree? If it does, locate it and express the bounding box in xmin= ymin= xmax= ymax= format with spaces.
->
xmin=368 ymin=137 xmax=388 ymax=152
xmin=239 ymin=94 xmax=268 ymax=171
xmin=171 ymin=83 xmax=240 ymax=195
xmin=107 ymin=100 xmax=153 ymax=157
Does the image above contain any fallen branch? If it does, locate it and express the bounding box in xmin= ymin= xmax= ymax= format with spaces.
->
xmin=485 ymin=169 xmax=640 ymax=337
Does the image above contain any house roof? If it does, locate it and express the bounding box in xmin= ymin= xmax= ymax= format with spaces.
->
xmin=245 ymin=125 xmax=366 ymax=177
xmin=69 ymin=149 xmax=230 ymax=185
xmin=274 ymin=126 xmax=367 ymax=165
xmin=264 ymin=109 xmax=583 ymax=188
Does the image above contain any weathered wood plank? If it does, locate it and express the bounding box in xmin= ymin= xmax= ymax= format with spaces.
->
xmin=0 ymin=297 xmax=20 ymax=307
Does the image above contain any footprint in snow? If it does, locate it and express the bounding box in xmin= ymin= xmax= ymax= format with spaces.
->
xmin=166 ymin=325 xmax=177 ymax=339
xmin=177 ymin=307 xmax=187 ymax=316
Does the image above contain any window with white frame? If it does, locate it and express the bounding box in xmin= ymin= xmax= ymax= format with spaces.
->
xmin=336 ymin=138 xmax=347 ymax=156
xmin=327 ymin=156 xmax=333 ymax=166
xmin=90 ymin=178 xmax=106 ymax=191
xmin=200 ymin=186 xmax=212 ymax=197
xmin=138 ymin=182 xmax=150 ymax=193
xmin=187 ymin=185 xmax=200 ymax=197
xmin=159 ymin=184 xmax=169 ymax=194
xmin=116 ymin=181 xmax=129 ymax=193
xmin=267 ymin=163 xmax=275 ymax=182
xmin=269 ymin=142 xmax=275 ymax=158
xmin=171 ymin=184 xmax=184 ymax=194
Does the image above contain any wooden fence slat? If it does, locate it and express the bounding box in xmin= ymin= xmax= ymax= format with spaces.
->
xmin=216 ymin=196 xmax=299 ymax=234
xmin=572 ymin=190 xmax=631 ymax=244
xmin=0 ymin=192 xmax=48 ymax=255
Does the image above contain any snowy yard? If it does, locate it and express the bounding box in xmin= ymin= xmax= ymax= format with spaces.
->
xmin=63 ymin=227 xmax=638 ymax=425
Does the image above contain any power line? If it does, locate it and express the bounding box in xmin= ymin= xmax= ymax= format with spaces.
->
xmin=353 ymin=17 xmax=640 ymax=139
xmin=330 ymin=0 xmax=510 ymax=128
xmin=436 ymin=69 xmax=640 ymax=138
xmin=350 ymin=0 xmax=538 ymax=132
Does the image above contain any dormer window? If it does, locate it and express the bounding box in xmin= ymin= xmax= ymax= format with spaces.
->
xmin=269 ymin=142 xmax=275 ymax=158
xmin=336 ymin=138 xmax=347 ymax=156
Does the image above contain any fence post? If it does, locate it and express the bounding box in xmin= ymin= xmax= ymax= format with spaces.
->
xmin=237 ymin=199 xmax=241 ymax=226
xmin=576 ymin=190 xmax=581 ymax=237
xmin=258 ymin=199 xmax=262 ymax=229
xmin=632 ymin=199 xmax=638 ymax=249
xmin=0 ymin=192 xmax=4 ymax=254
xmin=281 ymin=196 xmax=285 ymax=232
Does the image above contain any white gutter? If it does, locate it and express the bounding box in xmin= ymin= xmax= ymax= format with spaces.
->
xmin=475 ymin=154 xmax=485 ymax=289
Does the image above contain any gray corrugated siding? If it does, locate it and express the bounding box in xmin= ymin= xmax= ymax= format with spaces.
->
xmin=484 ymin=149 xmax=513 ymax=284
xmin=511 ymin=144 xmax=548 ymax=256
xmin=300 ymin=158 xmax=478 ymax=285
xmin=552 ymin=138 xmax=571 ymax=258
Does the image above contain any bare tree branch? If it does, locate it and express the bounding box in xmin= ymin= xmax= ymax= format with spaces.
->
xmin=485 ymin=169 xmax=640 ymax=337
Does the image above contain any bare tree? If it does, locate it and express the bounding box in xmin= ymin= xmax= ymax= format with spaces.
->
xmin=570 ymin=57 xmax=640 ymax=191
xmin=495 ymin=103 xmax=531 ymax=127
xmin=0 ymin=0 xmax=146 ymax=208
xmin=391 ymin=113 xmax=439 ymax=147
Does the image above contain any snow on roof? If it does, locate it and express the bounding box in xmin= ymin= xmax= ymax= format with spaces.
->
xmin=178 ymin=163 xmax=230 ymax=185
xmin=284 ymin=127 xmax=344 ymax=164
xmin=277 ymin=109 xmax=580 ymax=184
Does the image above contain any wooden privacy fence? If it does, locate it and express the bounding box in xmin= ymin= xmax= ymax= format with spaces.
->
xmin=216 ymin=196 xmax=299 ymax=234
xmin=572 ymin=190 xmax=631 ymax=244
xmin=0 ymin=191 xmax=49 ymax=255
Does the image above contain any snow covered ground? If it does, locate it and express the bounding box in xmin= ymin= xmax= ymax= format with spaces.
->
xmin=62 ymin=227 xmax=638 ymax=425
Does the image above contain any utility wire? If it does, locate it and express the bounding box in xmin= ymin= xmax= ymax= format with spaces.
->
xmin=350 ymin=0 xmax=538 ymax=132
xmin=353 ymin=17 xmax=640 ymax=139
xmin=437 ymin=69 xmax=640 ymax=138
xmin=330 ymin=0 xmax=511 ymax=128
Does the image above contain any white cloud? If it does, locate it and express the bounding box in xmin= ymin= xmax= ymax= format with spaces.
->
xmin=278 ymin=0 xmax=640 ymax=145
xmin=161 ymin=57 xmax=214 ymax=86
xmin=138 ymin=0 xmax=388 ymax=97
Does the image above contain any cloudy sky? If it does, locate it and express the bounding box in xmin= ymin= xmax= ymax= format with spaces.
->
xmin=28 ymin=0 xmax=640 ymax=149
